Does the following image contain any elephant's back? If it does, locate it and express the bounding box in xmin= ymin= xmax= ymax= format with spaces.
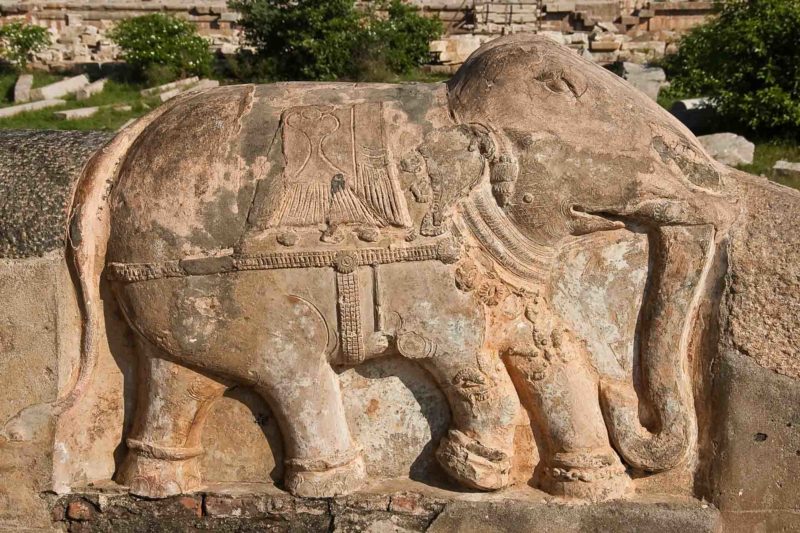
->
xmin=108 ymin=82 xmax=449 ymax=264
xmin=109 ymin=85 xmax=260 ymax=263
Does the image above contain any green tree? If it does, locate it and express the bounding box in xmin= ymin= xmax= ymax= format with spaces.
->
xmin=366 ymin=0 xmax=443 ymax=76
xmin=229 ymin=0 xmax=442 ymax=81
xmin=0 ymin=22 xmax=50 ymax=71
xmin=665 ymin=0 xmax=800 ymax=137
xmin=109 ymin=14 xmax=213 ymax=84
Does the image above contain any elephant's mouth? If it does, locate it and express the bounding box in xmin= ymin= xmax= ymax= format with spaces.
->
xmin=568 ymin=204 xmax=625 ymax=235
xmin=570 ymin=198 xmax=715 ymax=235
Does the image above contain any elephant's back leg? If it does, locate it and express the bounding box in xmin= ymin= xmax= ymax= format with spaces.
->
xmin=113 ymin=271 xmax=365 ymax=497
xmin=116 ymin=341 xmax=226 ymax=498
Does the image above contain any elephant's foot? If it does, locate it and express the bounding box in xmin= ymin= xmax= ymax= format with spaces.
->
xmin=284 ymin=449 xmax=366 ymax=498
xmin=539 ymin=451 xmax=631 ymax=502
xmin=436 ymin=429 xmax=511 ymax=491
xmin=117 ymin=438 xmax=204 ymax=498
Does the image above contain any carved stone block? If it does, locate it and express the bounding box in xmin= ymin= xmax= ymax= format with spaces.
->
xmin=0 ymin=33 xmax=797 ymax=532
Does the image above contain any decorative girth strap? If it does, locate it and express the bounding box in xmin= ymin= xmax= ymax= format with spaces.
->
xmin=107 ymin=238 xmax=461 ymax=283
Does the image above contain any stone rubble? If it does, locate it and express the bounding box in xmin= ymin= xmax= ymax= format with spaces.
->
xmin=141 ymin=77 xmax=201 ymax=97
xmin=670 ymin=97 xmax=717 ymax=132
xmin=698 ymin=133 xmax=755 ymax=167
xmin=13 ymin=74 xmax=34 ymax=103
xmin=773 ymin=160 xmax=800 ymax=180
xmin=0 ymin=1 xmax=718 ymax=72
xmin=188 ymin=79 xmax=221 ymax=92
xmin=55 ymin=106 xmax=101 ymax=120
xmin=621 ymin=62 xmax=667 ymax=101
xmin=54 ymin=103 xmax=133 ymax=120
xmin=0 ymin=98 xmax=66 ymax=118
xmin=29 ymin=74 xmax=89 ymax=101
xmin=76 ymin=78 xmax=107 ymax=101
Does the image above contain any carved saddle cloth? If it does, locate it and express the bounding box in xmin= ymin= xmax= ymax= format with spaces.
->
xmin=263 ymin=103 xmax=412 ymax=230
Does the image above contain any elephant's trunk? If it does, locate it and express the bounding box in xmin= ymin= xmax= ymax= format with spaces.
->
xmin=600 ymin=224 xmax=716 ymax=471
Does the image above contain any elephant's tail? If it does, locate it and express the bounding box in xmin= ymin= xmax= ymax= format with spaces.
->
xmin=599 ymin=224 xmax=716 ymax=472
xmin=0 ymin=110 xmax=165 ymax=443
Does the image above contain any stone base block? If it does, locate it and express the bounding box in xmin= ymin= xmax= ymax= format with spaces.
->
xmin=50 ymin=481 xmax=720 ymax=533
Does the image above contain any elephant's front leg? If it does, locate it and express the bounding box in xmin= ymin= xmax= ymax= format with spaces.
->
xmin=420 ymin=347 xmax=520 ymax=491
xmin=503 ymin=294 xmax=631 ymax=501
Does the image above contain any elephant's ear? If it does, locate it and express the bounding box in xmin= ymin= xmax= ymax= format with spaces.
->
xmin=415 ymin=124 xmax=495 ymax=236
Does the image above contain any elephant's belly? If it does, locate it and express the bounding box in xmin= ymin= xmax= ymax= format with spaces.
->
xmin=113 ymin=269 xmax=340 ymax=383
xmin=112 ymin=259 xmax=485 ymax=382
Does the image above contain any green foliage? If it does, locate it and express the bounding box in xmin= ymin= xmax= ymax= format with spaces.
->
xmin=737 ymin=140 xmax=800 ymax=188
xmin=664 ymin=0 xmax=800 ymax=137
xmin=109 ymin=14 xmax=213 ymax=84
xmin=364 ymin=0 xmax=443 ymax=76
xmin=0 ymin=21 xmax=50 ymax=71
xmin=228 ymin=0 xmax=442 ymax=81
xmin=0 ymin=74 xmax=155 ymax=130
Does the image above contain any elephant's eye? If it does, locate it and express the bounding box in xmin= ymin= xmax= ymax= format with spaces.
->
xmin=545 ymin=76 xmax=570 ymax=94
xmin=537 ymin=69 xmax=588 ymax=98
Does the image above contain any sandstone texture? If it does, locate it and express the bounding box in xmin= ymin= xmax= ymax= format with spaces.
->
xmin=722 ymin=174 xmax=800 ymax=379
xmin=0 ymin=35 xmax=797 ymax=533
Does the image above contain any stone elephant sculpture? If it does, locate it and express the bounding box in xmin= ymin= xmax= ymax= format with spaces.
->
xmin=1 ymin=34 xmax=736 ymax=502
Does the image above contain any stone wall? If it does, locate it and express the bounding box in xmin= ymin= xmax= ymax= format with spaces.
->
xmin=0 ymin=1 xmax=241 ymax=69
xmin=0 ymin=0 xmax=718 ymax=70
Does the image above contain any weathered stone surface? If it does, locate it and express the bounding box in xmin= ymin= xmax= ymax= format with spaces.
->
xmin=140 ymin=76 xmax=200 ymax=97
xmin=621 ymin=62 xmax=666 ymax=101
xmin=76 ymin=78 xmax=107 ymax=100
xmin=0 ymin=130 xmax=112 ymax=258
xmin=0 ymin=98 xmax=66 ymax=118
xmin=773 ymin=159 xmax=800 ymax=180
xmin=0 ymin=255 xmax=77 ymax=530
xmin=709 ymin=350 xmax=800 ymax=532
xmin=0 ymin=33 xmax=798 ymax=533
xmin=428 ymin=497 xmax=720 ymax=533
xmin=29 ymin=74 xmax=89 ymax=100
xmin=59 ymin=36 xmax=727 ymax=506
xmin=48 ymin=484 xmax=722 ymax=533
xmin=13 ymin=74 xmax=33 ymax=103
xmin=698 ymin=133 xmax=754 ymax=167
xmin=55 ymin=106 xmax=100 ymax=120
xmin=722 ymin=174 xmax=800 ymax=379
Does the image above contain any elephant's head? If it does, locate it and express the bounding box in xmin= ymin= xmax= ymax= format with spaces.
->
xmin=449 ymin=35 xmax=740 ymax=472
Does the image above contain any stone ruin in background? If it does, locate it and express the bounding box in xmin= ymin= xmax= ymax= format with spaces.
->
xmin=0 ymin=34 xmax=798 ymax=532
xmin=0 ymin=0 xmax=718 ymax=71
